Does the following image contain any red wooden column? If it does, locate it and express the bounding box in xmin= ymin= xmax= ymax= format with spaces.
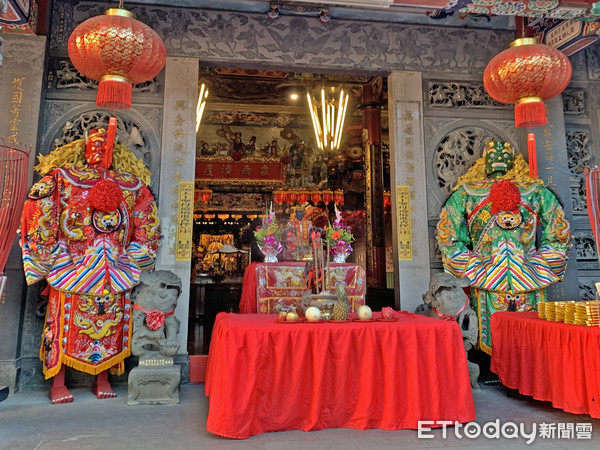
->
xmin=360 ymin=83 xmax=386 ymax=288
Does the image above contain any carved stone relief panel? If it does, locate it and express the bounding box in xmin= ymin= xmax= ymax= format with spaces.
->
xmin=562 ymin=89 xmax=586 ymax=116
xmin=566 ymin=127 xmax=592 ymax=214
xmin=39 ymin=105 xmax=162 ymax=190
xmin=45 ymin=58 xmax=163 ymax=103
xmin=586 ymin=44 xmax=600 ymax=81
xmin=578 ymin=277 xmax=598 ymax=301
xmin=50 ymin=0 xmax=513 ymax=75
xmin=569 ymin=49 xmax=587 ymax=82
xmin=428 ymin=81 xmax=508 ymax=109
xmin=574 ymin=231 xmax=597 ymax=261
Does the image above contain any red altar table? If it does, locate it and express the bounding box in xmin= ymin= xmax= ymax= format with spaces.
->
xmin=491 ymin=311 xmax=600 ymax=419
xmin=205 ymin=312 xmax=475 ymax=439
xmin=239 ymin=261 xmax=366 ymax=314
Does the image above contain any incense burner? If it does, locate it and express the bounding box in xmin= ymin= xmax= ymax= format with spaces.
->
xmin=300 ymin=291 xmax=337 ymax=321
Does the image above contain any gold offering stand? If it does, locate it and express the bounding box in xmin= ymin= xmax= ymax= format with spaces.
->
xmin=299 ymin=232 xmax=337 ymax=320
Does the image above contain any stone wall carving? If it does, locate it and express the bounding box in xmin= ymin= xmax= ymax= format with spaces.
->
xmin=46 ymin=58 xmax=159 ymax=94
xmin=428 ymin=81 xmax=508 ymax=109
xmin=50 ymin=0 xmax=512 ymax=74
xmin=562 ymin=89 xmax=586 ymax=116
xmin=579 ymin=277 xmax=597 ymax=301
xmin=574 ymin=231 xmax=598 ymax=260
xmin=586 ymin=44 xmax=600 ymax=81
xmin=566 ymin=128 xmax=592 ymax=214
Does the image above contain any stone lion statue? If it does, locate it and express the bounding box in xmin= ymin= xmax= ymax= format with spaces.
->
xmin=416 ymin=272 xmax=480 ymax=392
xmin=131 ymin=270 xmax=182 ymax=358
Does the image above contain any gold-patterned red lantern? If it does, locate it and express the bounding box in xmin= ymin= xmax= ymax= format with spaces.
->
xmin=311 ymin=190 xmax=322 ymax=203
xmin=321 ymin=189 xmax=333 ymax=204
xmin=273 ymin=189 xmax=285 ymax=203
xmin=68 ymin=8 xmax=166 ymax=110
xmin=285 ymin=190 xmax=298 ymax=203
xmin=333 ymin=189 xmax=344 ymax=205
xmin=297 ymin=189 xmax=310 ymax=203
xmin=484 ymin=38 xmax=571 ymax=177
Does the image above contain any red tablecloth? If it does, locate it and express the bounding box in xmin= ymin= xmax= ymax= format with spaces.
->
xmin=239 ymin=261 xmax=365 ymax=314
xmin=491 ymin=311 xmax=600 ymax=419
xmin=205 ymin=312 xmax=475 ymax=439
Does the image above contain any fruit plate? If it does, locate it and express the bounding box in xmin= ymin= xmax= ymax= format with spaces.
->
xmin=276 ymin=319 xmax=301 ymax=324
xmin=302 ymin=319 xmax=328 ymax=323
xmin=376 ymin=318 xmax=399 ymax=322
xmin=328 ymin=319 xmax=350 ymax=323
xmin=353 ymin=318 xmax=375 ymax=322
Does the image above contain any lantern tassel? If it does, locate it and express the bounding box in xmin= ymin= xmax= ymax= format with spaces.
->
xmin=527 ymin=132 xmax=538 ymax=179
xmin=97 ymin=76 xmax=132 ymax=110
xmin=514 ymin=99 xmax=546 ymax=129
xmin=103 ymin=117 xmax=117 ymax=169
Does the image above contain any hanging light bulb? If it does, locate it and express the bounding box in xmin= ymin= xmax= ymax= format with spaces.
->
xmin=196 ymin=82 xmax=209 ymax=132
xmin=306 ymin=86 xmax=349 ymax=152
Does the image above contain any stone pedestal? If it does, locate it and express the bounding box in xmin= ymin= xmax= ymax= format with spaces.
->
xmin=127 ymin=356 xmax=180 ymax=405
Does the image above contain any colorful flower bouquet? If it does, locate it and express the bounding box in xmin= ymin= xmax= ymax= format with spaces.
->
xmin=254 ymin=206 xmax=282 ymax=262
xmin=325 ymin=206 xmax=354 ymax=263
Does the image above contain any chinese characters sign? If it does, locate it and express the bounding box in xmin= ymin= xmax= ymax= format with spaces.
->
xmin=8 ymin=77 xmax=25 ymax=144
xmin=175 ymin=181 xmax=194 ymax=261
xmin=396 ymin=185 xmax=412 ymax=261
xmin=196 ymin=156 xmax=287 ymax=186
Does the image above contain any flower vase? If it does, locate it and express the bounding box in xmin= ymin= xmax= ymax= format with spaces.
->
xmin=259 ymin=244 xmax=281 ymax=263
xmin=332 ymin=247 xmax=351 ymax=263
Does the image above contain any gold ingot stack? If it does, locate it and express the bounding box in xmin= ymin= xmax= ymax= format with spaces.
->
xmin=564 ymin=302 xmax=577 ymax=325
xmin=555 ymin=301 xmax=568 ymax=323
xmin=544 ymin=301 xmax=557 ymax=321
xmin=575 ymin=301 xmax=600 ymax=327
xmin=537 ymin=301 xmax=546 ymax=319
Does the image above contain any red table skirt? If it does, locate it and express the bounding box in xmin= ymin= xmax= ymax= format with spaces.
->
xmin=239 ymin=261 xmax=365 ymax=314
xmin=491 ymin=311 xmax=600 ymax=418
xmin=205 ymin=312 xmax=475 ymax=439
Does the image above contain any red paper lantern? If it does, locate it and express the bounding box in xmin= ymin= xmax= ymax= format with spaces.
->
xmin=273 ymin=189 xmax=285 ymax=203
xmin=68 ymin=8 xmax=166 ymax=110
xmin=484 ymin=38 xmax=571 ymax=129
xmin=297 ymin=189 xmax=310 ymax=203
xmin=483 ymin=38 xmax=571 ymax=177
xmin=311 ymin=190 xmax=322 ymax=203
xmin=333 ymin=189 xmax=344 ymax=205
xmin=321 ymin=189 xmax=333 ymax=204
xmin=285 ymin=190 xmax=298 ymax=203
xmin=198 ymin=187 xmax=212 ymax=203
xmin=383 ymin=191 xmax=392 ymax=207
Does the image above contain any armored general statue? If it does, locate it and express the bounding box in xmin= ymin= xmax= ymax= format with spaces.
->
xmin=436 ymin=140 xmax=571 ymax=354
xmin=21 ymin=123 xmax=160 ymax=403
xmin=417 ymin=272 xmax=480 ymax=391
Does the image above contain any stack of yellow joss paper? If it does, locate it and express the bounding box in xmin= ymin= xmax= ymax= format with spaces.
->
xmin=544 ymin=301 xmax=557 ymax=321
xmin=537 ymin=301 xmax=546 ymax=319
xmin=537 ymin=301 xmax=600 ymax=326
xmin=574 ymin=301 xmax=600 ymax=326
xmin=564 ymin=302 xmax=577 ymax=325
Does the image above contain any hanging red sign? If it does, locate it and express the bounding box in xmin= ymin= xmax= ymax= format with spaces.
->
xmin=195 ymin=156 xmax=287 ymax=186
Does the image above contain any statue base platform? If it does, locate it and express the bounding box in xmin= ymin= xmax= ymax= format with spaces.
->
xmin=127 ymin=361 xmax=181 ymax=405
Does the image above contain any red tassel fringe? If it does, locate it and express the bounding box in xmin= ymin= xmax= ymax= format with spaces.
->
xmin=102 ymin=117 xmax=117 ymax=170
xmin=97 ymin=79 xmax=132 ymax=110
xmin=514 ymin=101 xmax=546 ymax=129
xmin=528 ymin=132 xmax=538 ymax=179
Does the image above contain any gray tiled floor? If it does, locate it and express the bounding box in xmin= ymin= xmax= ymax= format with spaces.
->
xmin=1 ymin=383 xmax=599 ymax=449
